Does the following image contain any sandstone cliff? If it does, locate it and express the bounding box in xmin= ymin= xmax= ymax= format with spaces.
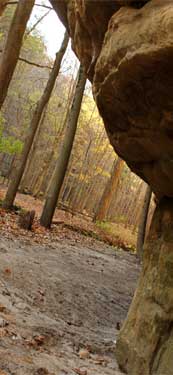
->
xmin=49 ymin=1 xmax=173 ymax=374
xmin=50 ymin=0 xmax=173 ymax=199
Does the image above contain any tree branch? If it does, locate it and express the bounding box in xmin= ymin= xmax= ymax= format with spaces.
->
xmin=0 ymin=49 xmax=52 ymax=69
xmin=17 ymin=56 xmax=52 ymax=69
xmin=6 ymin=1 xmax=53 ymax=10
xmin=35 ymin=3 xmax=53 ymax=10
xmin=26 ymin=9 xmax=51 ymax=36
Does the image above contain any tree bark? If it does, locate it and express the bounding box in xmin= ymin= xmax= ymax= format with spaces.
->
xmin=0 ymin=0 xmax=35 ymax=109
xmin=40 ymin=64 xmax=87 ymax=228
xmin=93 ymin=157 xmax=124 ymax=222
xmin=116 ymin=196 xmax=173 ymax=375
xmin=0 ymin=0 xmax=8 ymax=16
xmin=2 ymin=31 xmax=69 ymax=209
xmin=19 ymin=107 xmax=48 ymax=192
xmin=136 ymin=184 xmax=152 ymax=261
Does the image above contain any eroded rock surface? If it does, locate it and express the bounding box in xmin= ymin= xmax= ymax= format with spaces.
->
xmin=94 ymin=0 xmax=173 ymax=199
xmin=51 ymin=0 xmax=173 ymax=199
xmin=49 ymin=1 xmax=173 ymax=374
xmin=51 ymin=0 xmax=149 ymax=79
xmin=116 ymin=198 xmax=173 ymax=375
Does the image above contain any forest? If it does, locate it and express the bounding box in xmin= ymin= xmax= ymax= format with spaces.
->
xmin=0 ymin=1 xmax=172 ymax=375
xmin=0 ymin=2 xmax=152 ymax=246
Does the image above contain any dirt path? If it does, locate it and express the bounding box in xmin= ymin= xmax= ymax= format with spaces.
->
xmin=0 ymin=233 xmax=140 ymax=375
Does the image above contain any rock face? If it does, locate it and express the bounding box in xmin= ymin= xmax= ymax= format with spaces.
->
xmin=50 ymin=0 xmax=173 ymax=199
xmin=116 ymin=197 xmax=173 ymax=375
xmin=50 ymin=1 xmax=173 ymax=374
xmin=94 ymin=0 xmax=173 ymax=199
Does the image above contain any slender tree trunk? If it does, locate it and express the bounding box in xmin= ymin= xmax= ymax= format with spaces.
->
xmin=40 ymin=64 xmax=87 ymax=228
xmin=0 ymin=0 xmax=35 ymax=109
xmin=2 ymin=31 xmax=69 ymax=209
xmin=132 ymin=181 xmax=144 ymax=232
xmin=32 ymin=150 xmax=54 ymax=197
xmin=20 ymin=107 xmax=47 ymax=192
xmin=0 ymin=0 xmax=7 ymax=16
xmin=68 ymin=138 xmax=92 ymax=210
xmin=69 ymin=128 xmax=104 ymax=210
xmin=81 ymin=150 xmax=116 ymax=214
xmin=136 ymin=184 xmax=152 ymax=261
xmin=93 ymin=157 xmax=124 ymax=222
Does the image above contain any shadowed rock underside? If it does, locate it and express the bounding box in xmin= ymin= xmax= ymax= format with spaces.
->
xmin=50 ymin=0 xmax=173 ymax=199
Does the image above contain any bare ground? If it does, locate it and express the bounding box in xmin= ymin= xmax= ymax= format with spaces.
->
xmin=0 ymin=230 xmax=140 ymax=375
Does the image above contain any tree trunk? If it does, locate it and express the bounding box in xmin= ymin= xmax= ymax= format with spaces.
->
xmin=19 ymin=107 xmax=48 ymax=192
xmin=40 ymin=64 xmax=87 ymax=228
xmin=2 ymin=31 xmax=69 ymax=209
xmin=0 ymin=0 xmax=8 ymax=16
xmin=93 ymin=157 xmax=124 ymax=222
xmin=0 ymin=0 xmax=35 ymax=109
xmin=32 ymin=150 xmax=54 ymax=197
xmin=136 ymin=184 xmax=152 ymax=261
xmin=116 ymin=196 xmax=173 ymax=375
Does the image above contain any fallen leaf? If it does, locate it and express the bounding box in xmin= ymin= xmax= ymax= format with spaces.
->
xmin=26 ymin=334 xmax=45 ymax=348
xmin=34 ymin=335 xmax=45 ymax=345
xmin=4 ymin=268 xmax=11 ymax=275
xmin=0 ymin=304 xmax=6 ymax=312
xmin=0 ymin=328 xmax=8 ymax=337
xmin=73 ymin=369 xmax=87 ymax=375
xmin=35 ymin=368 xmax=49 ymax=375
xmin=78 ymin=348 xmax=90 ymax=359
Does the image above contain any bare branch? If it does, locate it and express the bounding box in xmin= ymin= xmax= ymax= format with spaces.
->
xmin=35 ymin=3 xmax=53 ymax=10
xmin=0 ymin=49 xmax=52 ymax=69
xmin=6 ymin=1 xmax=53 ymax=10
xmin=26 ymin=9 xmax=51 ymax=36
xmin=17 ymin=56 xmax=52 ymax=69
xmin=5 ymin=1 xmax=18 ymax=4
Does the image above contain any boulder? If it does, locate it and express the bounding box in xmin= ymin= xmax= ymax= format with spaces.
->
xmin=51 ymin=0 xmax=173 ymax=199
xmin=94 ymin=0 xmax=173 ymax=199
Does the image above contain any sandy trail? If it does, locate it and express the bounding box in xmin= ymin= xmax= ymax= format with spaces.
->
xmin=0 ymin=233 xmax=140 ymax=374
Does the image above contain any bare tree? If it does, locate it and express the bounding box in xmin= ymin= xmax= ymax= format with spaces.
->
xmin=0 ymin=0 xmax=35 ymax=109
xmin=40 ymin=64 xmax=87 ymax=228
xmin=3 ymin=31 xmax=69 ymax=209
